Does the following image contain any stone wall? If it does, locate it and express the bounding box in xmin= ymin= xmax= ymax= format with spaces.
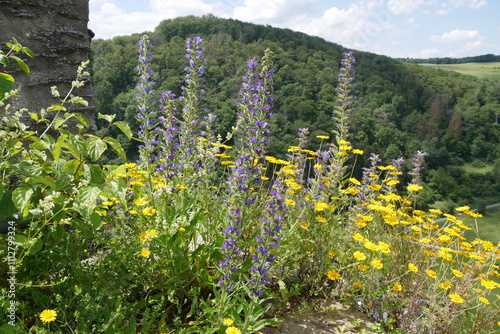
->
xmin=0 ymin=0 xmax=95 ymax=130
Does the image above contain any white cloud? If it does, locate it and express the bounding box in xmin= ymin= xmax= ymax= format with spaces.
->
xmin=232 ymin=0 xmax=317 ymax=24
xmin=89 ymin=0 xmax=219 ymax=38
xmin=435 ymin=9 xmax=451 ymax=15
xmin=429 ymin=29 xmax=479 ymax=43
xmin=387 ymin=0 xmax=425 ymax=15
xmin=409 ymin=48 xmax=441 ymax=58
xmin=405 ymin=17 xmax=415 ymax=23
xmin=288 ymin=1 xmax=396 ymax=50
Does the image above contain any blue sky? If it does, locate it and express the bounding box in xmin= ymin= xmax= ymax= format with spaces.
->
xmin=89 ymin=0 xmax=499 ymax=59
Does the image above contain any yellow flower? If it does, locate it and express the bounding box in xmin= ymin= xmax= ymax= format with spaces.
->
xmin=328 ymin=251 xmax=336 ymax=257
xmin=316 ymin=216 xmax=327 ymax=223
xmin=285 ymin=199 xmax=296 ymax=206
xmin=179 ymin=227 xmax=186 ymax=232
xmin=140 ymin=248 xmax=151 ymax=257
xmin=364 ymin=241 xmax=378 ymax=251
xmin=316 ymin=135 xmax=329 ymax=140
xmin=358 ymin=264 xmax=368 ymax=271
xmin=407 ymin=184 xmax=423 ymax=192
xmin=368 ymin=184 xmax=382 ymax=191
xmin=352 ymin=149 xmax=364 ymax=155
xmin=451 ymin=269 xmax=464 ymax=278
xmin=40 ymin=309 xmax=57 ymax=323
xmin=478 ymin=296 xmax=490 ymax=305
xmin=392 ymin=284 xmax=402 ymax=292
xmin=352 ymin=282 xmax=363 ymax=288
xmin=327 ymin=270 xmax=341 ymax=280
xmin=124 ymin=162 xmax=137 ymax=169
xmin=408 ymin=263 xmax=419 ymax=273
xmin=102 ymin=201 xmax=114 ymax=206
xmin=371 ymin=259 xmax=383 ymax=270
xmin=226 ymin=326 xmax=242 ymax=334
xmin=480 ymin=279 xmax=499 ymax=290
xmin=439 ymin=281 xmax=453 ymax=289
xmin=425 ymin=269 xmax=437 ymax=279
xmin=223 ymin=318 xmax=234 ymax=326
xmin=353 ymin=251 xmax=367 ymax=261
xmin=377 ymin=241 xmax=391 ymax=254
xmin=133 ymin=198 xmax=150 ymax=206
xmin=299 ymin=221 xmax=309 ymax=229
xmin=129 ymin=210 xmax=138 ymax=215
xmin=352 ymin=233 xmax=365 ymax=242
xmin=314 ymin=202 xmax=329 ymax=212
xmin=455 ymin=205 xmax=470 ymax=212
xmin=448 ymin=293 xmax=464 ymax=304
xmin=139 ymin=229 xmax=158 ymax=242
xmin=349 ymin=177 xmax=361 ymax=186
xmin=142 ymin=207 xmax=157 ymax=216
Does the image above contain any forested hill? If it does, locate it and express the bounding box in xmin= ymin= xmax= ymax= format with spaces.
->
xmin=91 ymin=15 xmax=500 ymax=210
xmin=399 ymin=53 xmax=500 ymax=64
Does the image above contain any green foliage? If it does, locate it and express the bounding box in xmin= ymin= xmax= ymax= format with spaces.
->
xmin=0 ymin=37 xmax=33 ymax=100
xmin=91 ymin=16 xmax=500 ymax=209
xmin=1 ymin=32 xmax=499 ymax=334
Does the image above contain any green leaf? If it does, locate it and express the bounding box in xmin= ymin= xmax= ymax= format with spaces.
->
xmin=1 ymin=322 xmax=20 ymax=334
xmin=104 ymin=136 xmax=127 ymax=161
xmin=114 ymin=121 xmax=133 ymax=140
xmin=53 ymin=133 xmax=68 ymax=162
xmin=0 ymin=54 xmax=10 ymax=67
xmin=125 ymin=316 xmax=137 ymax=334
xmin=0 ymin=72 xmax=14 ymax=83
xmin=10 ymin=55 xmax=30 ymax=75
xmin=75 ymin=186 xmax=100 ymax=216
xmin=69 ymin=95 xmax=88 ymax=106
xmin=31 ymin=175 xmax=57 ymax=189
xmin=29 ymin=238 xmax=44 ymax=255
xmin=47 ymin=104 xmax=67 ymax=112
xmin=73 ymin=113 xmax=90 ymax=128
xmin=21 ymin=46 xmax=34 ymax=58
xmin=55 ymin=173 xmax=72 ymax=191
xmin=0 ymin=183 xmax=3 ymax=201
xmin=86 ymin=136 xmax=107 ymax=161
xmin=98 ymin=113 xmax=116 ymax=123
xmin=18 ymin=162 xmax=42 ymax=177
xmin=29 ymin=112 xmax=39 ymax=121
xmin=0 ymin=79 xmax=12 ymax=100
xmin=90 ymin=212 xmax=102 ymax=230
xmin=67 ymin=134 xmax=87 ymax=159
xmin=12 ymin=186 xmax=34 ymax=218
xmin=64 ymin=159 xmax=80 ymax=176
xmin=0 ymin=190 xmax=16 ymax=219
xmin=88 ymin=164 xmax=107 ymax=186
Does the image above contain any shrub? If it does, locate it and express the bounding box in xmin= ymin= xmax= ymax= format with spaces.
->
xmin=0 ymin=36 xmax=499 ymax=334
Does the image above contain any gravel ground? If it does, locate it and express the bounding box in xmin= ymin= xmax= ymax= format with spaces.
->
xmin=259 ymin=300 xmax=376 ymax=334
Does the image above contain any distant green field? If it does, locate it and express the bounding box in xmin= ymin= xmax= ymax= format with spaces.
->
xmin=461 ymin=205 xmax=500 ymax=244
xmin=420 ymin=62 xmax=500 ymax=81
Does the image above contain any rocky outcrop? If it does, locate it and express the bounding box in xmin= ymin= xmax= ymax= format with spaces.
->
xmin=0 ymin=0 xmax=95 ymax=130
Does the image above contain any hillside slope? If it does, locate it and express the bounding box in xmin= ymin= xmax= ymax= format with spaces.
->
xmin=91 ymin=15 xmax=500 ymax=209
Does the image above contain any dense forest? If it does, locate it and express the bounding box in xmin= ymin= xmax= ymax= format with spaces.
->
xmin=399 ymin=53 xmax=500 ymax=64
xmin=91 ymin=15 xmax=500 ymax=211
